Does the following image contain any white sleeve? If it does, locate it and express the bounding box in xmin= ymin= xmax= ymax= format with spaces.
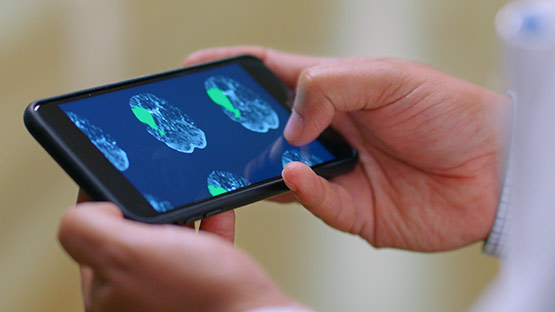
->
xmin=482 ymin=156 xmax=513 ymax=258
xmin=473 ymin=1 xmax=555 ymax=304
xmin=482 ymin=91 xmax=516 ymax=258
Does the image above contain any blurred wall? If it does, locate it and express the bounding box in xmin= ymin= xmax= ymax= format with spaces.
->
xmin=0 ymin=1 xmax=506 ymax=311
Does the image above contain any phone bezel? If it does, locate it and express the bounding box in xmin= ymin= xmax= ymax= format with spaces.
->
xmin=24 ymin=55 xmax=358 ymax=224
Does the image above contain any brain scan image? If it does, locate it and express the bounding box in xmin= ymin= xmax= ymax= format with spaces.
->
xmin=130 ymin=93 xmax=207 ymax=153
xmin=281 ymin=148 xmax=324 ymax=168
xmin=144 ymin=193 xmax=174 ymax=213
xmin=205 ymin=76 xmax=279 ymax=133
xmin=66 ymin=112 xmax=130 ymax=171
xmin=206 ymin=170 xmax=251 ymax=196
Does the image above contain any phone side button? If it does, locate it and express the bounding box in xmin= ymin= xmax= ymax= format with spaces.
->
xmin=204 ymin=208 xmax=223 ymax=217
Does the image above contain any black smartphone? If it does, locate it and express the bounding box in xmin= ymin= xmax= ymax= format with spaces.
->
xmin=24 ymin=55 xmax=358 ymax=224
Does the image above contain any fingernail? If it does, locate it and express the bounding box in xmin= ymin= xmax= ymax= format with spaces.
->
xmin=284 ymin=110 xmax=303 ymax=141
xmin=283 ymin=177 xmax=297 ymax=192
xmin=282 ymin=165 xmax=297 ymax=192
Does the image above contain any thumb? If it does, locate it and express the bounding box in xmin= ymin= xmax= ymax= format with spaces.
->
xmin=58 ymin=202 xmax=130 ymax=270
xmin=284 ymin=58 xmax=418 ymax=146
xmin=282 ymin=162 xmax=358 ymax=234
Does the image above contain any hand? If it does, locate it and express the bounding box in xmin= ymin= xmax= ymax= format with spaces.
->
xmin=184 ymin=46 xmax=511 ymax=251
xmin=59 ymin=190 xmax=295 ymax=311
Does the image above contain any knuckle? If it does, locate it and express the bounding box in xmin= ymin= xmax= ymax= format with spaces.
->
xmin=298 ymin=66 xmax=320 ymax=93
xmin=298 ymin=66 xmax=334 ymax=106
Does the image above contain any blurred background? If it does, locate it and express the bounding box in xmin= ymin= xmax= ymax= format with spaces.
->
xmin=1 ymin=0 xmax=507 ymax=311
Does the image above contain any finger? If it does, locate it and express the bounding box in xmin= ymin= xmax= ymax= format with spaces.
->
xmin=282 ymin=162 xmax=359 ymax=234
xmin=77 ymin=189 xmax=92 ymax=203
xmin=198 ymin=210 xmax=235 ymax=243
xmin=80 ymin=265 xmax=94 ymax=311
xmin=268 ymin=192 xmax=297 ymax=203
xmin=58 ymin=202 xmax=129 ymax=270
xmin=182 ymin=45 xmax=336 ymax=88
xmin=284 ymin=59 xmax=419 ymax=146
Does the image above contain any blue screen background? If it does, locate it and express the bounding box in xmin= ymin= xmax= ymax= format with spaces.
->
xmin=59 ymin=63 xmax=334 ymax=213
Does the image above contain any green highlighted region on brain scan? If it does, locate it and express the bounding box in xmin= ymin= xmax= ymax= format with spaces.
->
xmin=281 ymin=149 xmax=323 ymax=168
xmin=206 ymin=87 xmax=241 ymax=118
xmin=131 ymin=106 xmax=165 ymax=136
xmin=207 ymin=170 xmax=251 ymax=196
xmin=205 ymin=76 xmax=279 ymax=133
xmin=67 ymin=112 xmax=129 ymax=171
xmin=208 ymin=185 xmax=227 ymax=197
xmin=130 ymin=93 xmax=207 ymax=153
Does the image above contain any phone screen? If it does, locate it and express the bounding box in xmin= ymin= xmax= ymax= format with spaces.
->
xmin=58 ymin=62 xmax=335 ymax=214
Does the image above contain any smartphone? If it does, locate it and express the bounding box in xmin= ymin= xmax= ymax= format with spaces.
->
xmin=24 ymin=55 xmax=358 ymax=224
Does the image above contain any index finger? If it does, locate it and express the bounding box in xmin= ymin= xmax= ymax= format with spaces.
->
xmin=58 ymin=202 xmax=144 ymax=271
xmin=284 ymin=59 xmax=423 ymax=146
xmin=198 ymin=210 xmax=235 ymax=243
xmin=182 ymin=46 xmax=336 ymax=88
